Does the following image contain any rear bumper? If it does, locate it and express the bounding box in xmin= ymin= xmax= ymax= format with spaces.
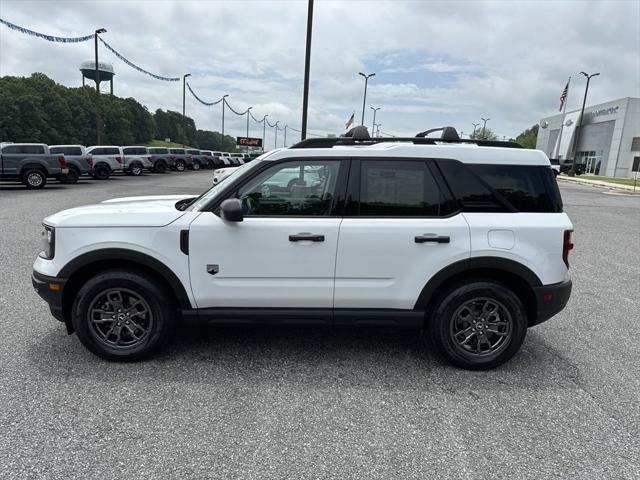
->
xmin=531 ymin=279 xmax=572 ymax=326
xmin=32 ymin=270 xmax=67 ymax=323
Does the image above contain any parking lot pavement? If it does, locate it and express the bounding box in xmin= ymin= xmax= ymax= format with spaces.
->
xmin=1 ymin=174 xmax=639 ymax=479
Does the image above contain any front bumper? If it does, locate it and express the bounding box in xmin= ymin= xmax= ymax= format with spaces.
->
xmin=32 ymin=270 xmax=67 ymax=324
xmin=531 ymin=279 xmax=572 ymax=326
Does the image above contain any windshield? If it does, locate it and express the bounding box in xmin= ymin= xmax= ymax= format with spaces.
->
xmin=187 ymin=159 xmax=262 ymax=211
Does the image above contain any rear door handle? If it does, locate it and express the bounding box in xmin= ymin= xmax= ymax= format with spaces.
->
xmin=415 ymin=234 xmax=450 ymax=244
xmin=289 ymin=233 xmax=325 ymax=242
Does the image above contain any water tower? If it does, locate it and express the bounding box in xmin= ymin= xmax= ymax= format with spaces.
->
xmin=80 ymin=61 xmax=115 ymax=95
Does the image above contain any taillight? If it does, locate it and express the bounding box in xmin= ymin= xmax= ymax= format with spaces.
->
xmin=148 ymin=156 xmax=154 ymax=161
xmin=562 ymin=230 xmax=574 ymax=268
xmin=85 ymin=154 xmax=93 ymax=167
xmin=188 ymin=155 xmax=193 ymax=160
xmin=57 ymin=155 xmax=66 ymax=168
xmin=115 ymin=156 xmax=122 ymax=163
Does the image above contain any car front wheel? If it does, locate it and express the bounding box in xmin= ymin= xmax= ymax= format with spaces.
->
xmin=175 ymin=160 xmax=186 ymax=172
xmin=93 ymin=164 xmax=110 ymax=180
xmin=72 ymin=270 xmax=175 ymax=361
xmin=426 ymin=280 xmax=527 ymax=370
xmin=130 ymin=163 xmax=143 ymax=176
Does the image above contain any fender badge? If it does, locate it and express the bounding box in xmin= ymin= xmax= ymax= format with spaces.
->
xmin=206 ymin=264 xmax=219 ymax=275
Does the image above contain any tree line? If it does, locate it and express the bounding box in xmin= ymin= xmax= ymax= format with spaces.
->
xmin=0 ymin=73 xmax=238 ymax=151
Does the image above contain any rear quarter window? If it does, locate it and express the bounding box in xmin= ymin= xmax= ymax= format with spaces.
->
xmin=468 ymin=164 xmax=561 ymax=213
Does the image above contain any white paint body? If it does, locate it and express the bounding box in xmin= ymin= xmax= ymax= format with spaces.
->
xmin=34 ymin=142 xmax=573 ymax=310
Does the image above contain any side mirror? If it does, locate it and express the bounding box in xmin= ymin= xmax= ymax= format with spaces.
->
xmin=220 ymin=198 xmax=243 ymax=222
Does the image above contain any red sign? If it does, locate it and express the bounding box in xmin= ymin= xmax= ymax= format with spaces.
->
xmin=236 ymin=137 xmax=262 ymax=147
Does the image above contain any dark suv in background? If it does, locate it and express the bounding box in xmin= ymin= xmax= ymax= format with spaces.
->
xmin=168 ymin=148 xmax=192 ymax=172
xmin=147 ymin=147 xmax=173 ymax=173
xmin=49 ymin=145 xmax=91 ymax=184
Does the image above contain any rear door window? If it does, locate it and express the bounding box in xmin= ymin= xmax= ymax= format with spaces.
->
xmin=23 ymin=145 xmax=45 ymax=154
xmin=357 ymin=159 xmax=442 ymax=216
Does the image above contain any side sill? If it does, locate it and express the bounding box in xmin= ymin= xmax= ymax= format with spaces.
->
xmin=181 ymin=308 xmax=425 ymax=326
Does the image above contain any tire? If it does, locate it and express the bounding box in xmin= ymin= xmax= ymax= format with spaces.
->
xmin=59 ymin=167 xmax=80 ymax=184
xmin=192 ymin=161 xmax=201 ymax=171
xmin=130 ymin=163 xmax=143 ymax=176
xmin=22 ymin=169 xmax=47 ymax=189
xmin=72 ymin=270 xmax=175 ymax=361
xmin=175 ymin=160 xmax=186 ymax=172
xmin=93 ymin=164 xmax=110 ymax=180
xmin=425 ymin=280 xmax=527 ymax=370
xmin=154 ymin=162 xmax=167 ymax=174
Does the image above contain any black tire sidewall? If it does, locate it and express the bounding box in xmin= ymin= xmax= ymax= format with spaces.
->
xmin=176 ymin=160 xmax=185 ymax=171
xmin=22 ymin=169 xmax=46 ymax=189
xmin=193 ymin=161 xmax=200 ymax=171
xmin=131 ymin=163 xmax=142 ymax=176
xmin=72 ymin=271 xmax=174 ymax=361
xmin=428 ymin=281 xmax=527 ymax=370
xmin=93 ymin=165 xmax=109 ymax=180
xmin=61 ymin=167 xmax=80 ymax=184
xmin=155 ymin=162 xmax=166 ymax=173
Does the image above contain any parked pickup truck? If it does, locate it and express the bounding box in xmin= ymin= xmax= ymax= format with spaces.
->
xmin=0 ymin=143 xmax=68 ymax=189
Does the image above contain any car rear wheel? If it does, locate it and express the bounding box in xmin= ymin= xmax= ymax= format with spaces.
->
xmin=192 ymin=161 xmax=201 ymax=171
xmin=175 ymin=160 xmax=186 ymax=172
xmin=59 ymin=167 xmax=80 ymax=184
xmin=154 ymin=162 xmax=167 ymax=174
xmin=425 ymin=280 xmax=527 ymax=370
xmin=93 ymin=164 xmax=110 ymax=180
xmin=22 ymin=169 xmax=47 ymax=189
xmin=72 ymin=270 xmax=175 ymax=361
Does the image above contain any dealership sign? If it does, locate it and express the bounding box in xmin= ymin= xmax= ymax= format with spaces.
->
xmin=587 ymin=105 xmax=619 ymax=121
xmin=236 ymin=137 xmax=262 ymax=147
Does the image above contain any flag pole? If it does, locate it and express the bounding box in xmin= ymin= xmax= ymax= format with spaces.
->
xmin=553 ymin=76 xmax=571 ymax=160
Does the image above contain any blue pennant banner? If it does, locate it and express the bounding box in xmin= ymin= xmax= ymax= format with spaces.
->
xmin=98 ymin=37 xmax=180 ymax=82
xmin=186 ymin=83 xmax=223 ymax=106
xmin=0 ymin=18 xmax=94 ymax=42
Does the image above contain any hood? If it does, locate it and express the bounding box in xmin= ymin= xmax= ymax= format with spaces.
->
xmin=44 ymin=194 xmax=196 ymax=228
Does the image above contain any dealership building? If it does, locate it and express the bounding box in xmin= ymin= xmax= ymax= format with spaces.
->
xmin=536 ymin=97 xmax=640 ymax=177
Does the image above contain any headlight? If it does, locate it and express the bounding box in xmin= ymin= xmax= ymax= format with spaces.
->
xmin=40 ymin=224 xmax=55 ymax=259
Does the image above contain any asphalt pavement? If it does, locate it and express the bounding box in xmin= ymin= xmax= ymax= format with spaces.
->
xmin=1 ymin=172 xmax=638 ymax=479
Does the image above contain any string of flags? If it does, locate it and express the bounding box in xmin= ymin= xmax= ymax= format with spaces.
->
xmin=97 ymin=37 xmax=180 ymax=82
xmin=0 ymin=18 xmax=94 ymax=43
xmin=186 ymin=82 xmax=224 ymax=106
xmin=1 ymin=17 xmax=333 ymax=139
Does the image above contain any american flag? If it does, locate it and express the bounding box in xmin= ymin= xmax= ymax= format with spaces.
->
xmin=345 ymin=112 xmax=355 ymax=129
xmin=559 ymin=80 xmax=569 ymax=111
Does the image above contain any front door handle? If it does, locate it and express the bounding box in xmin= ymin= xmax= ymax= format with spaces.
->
xmin=415 ymin=234 xmax=450 ymax=244
xmin=289 ymin=233 xmax=325 ymax=242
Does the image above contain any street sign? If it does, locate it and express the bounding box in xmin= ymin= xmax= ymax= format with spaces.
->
xmin=236 ymin=137 xmax=262 ymax=147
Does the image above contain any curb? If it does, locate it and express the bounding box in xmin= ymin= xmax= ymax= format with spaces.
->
xmin=557 ymin=176 xmax=638 ymax=193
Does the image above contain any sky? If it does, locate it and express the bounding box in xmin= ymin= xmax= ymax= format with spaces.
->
xmin=1 ymin=0 xmax=639 ymax=145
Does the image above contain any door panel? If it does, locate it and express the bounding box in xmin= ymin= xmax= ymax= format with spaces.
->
xmin=334 ymin=216 xmax=470 ymax=309
xmin=188 ymin=214 xmax=341 ymax=308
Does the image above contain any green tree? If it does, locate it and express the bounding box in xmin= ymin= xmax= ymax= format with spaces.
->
xmin=515 ymin=124 xmax=539 ymax=149
xmin=469 ymin=126 xmax=498 ymax=140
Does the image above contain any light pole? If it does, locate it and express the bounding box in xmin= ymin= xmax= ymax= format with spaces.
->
xmin=370 ymin=106 xmax=380 ymax=133
xmin=182 ymin=73 xmax=191 ymax=147
xmin=94 ymin=28 xmax=107 ymax=144
xmin=284 ymin=125 xmax=288 ymax=147
xmin=301 ymin=0 xmax=314 ymax=140
xmin=221 ymin=94 xmax=229 ymax=139
xmin=274 ymin=121 xmax=280 ymax=149
xmin=481 ymin=117 xmax=490 ymax=139
xmin=358 ymin=72 xmax=375 ymax=125
xmin=262 ymin=114 xmax=268 ymax=151
xmin=472 ymin=122 xmax=480 ymax=139
xmin=570 ymin=71 xmax=600 ymax=175
xmin=245 ymin=106 xmax=252 ymax=138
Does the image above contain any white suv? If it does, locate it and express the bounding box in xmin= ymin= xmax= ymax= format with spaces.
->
xmin=32 ymin=127 xmax=573 ymax=369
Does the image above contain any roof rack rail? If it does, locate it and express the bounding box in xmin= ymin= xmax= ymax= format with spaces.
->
xmin=291 ymin=126 xmax=522 ymax=149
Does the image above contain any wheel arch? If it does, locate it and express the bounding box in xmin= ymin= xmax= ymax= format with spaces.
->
xmin=415 ymin=257 xmax=541 ymax=326
xmin=59 ymin=248 xmax=192 ymax=324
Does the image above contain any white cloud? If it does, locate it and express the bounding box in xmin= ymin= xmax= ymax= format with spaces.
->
xmin=0 ymin=0 xmax=638 ymax=140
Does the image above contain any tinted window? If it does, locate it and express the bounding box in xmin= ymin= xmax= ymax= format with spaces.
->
xmin=468 ymin=165 xmax=560 ymax=212
xmin=169 ymin=149 xmax=185 ymax=154
xmin=237 ymin=160 xmax=341 ymax=216
xmin=2 ymin=145 xmax=21 ymax=154
xmin=149 ymin=148 xmax=168 ymax=154
xmin=51 ymin=147 xmax=82 ymax=155
xmin=187 ymin=150 xmax=200 ymax=155
xmin=359 ymin=160 xmax=441 ymax=216
xmin=436 ymin=160 xmax=506 ymax=212
xmin=22 ymin=145 xmax=45 ymax=154
xmin=104 ymin=148 xmax=120 ymax=155
xmin=89 ymin=148 xmax=103 ymax=155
